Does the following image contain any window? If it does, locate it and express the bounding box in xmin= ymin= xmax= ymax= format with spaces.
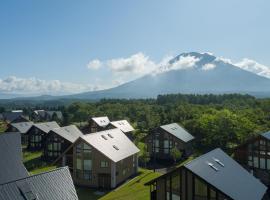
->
xmin=101 ymin=161 xmax=109 ymax=168
xmin=254 ymin=157 xmax=259 ymax=168
xmin=164 ymin=140 xmax=169 ymax=148
xmin=123 ymin=169 xmax=126 ymax=176
xmin=194 ymin=178 xmax=207 ymax=200
xmin=108 ymin=134 xmax=114 ymax=138
xmin=76 ymin=158 xmax=82 ymax=170
xmin=84 ymin=160 xmax=92 ymax=170
xmin=260 ymin=158 xmax=266 ymax=169
xmin=76 ymin=143 xmax=83 ymax=154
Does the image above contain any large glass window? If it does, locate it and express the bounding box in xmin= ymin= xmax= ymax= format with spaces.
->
xmin=76 ymin=158 xmax=82 ymax=170
xmin=194 ymin=178 xmax=207 ymax=200
xmin=260 ymin=158 xmax=266 ymax=169
xmin=84 ymin=160 xmax=92 ymax=170
xmin=254 ymin=157 xmax=259 ymax=168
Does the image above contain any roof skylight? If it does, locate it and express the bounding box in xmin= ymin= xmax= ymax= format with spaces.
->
xmin=207 ymin=162 xmax=219 ymax=171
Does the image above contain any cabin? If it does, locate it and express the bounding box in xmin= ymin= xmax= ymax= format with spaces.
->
xmin=234 ymin=131 xmax=270 ymax=186
xmin=145 ymin=123 xmax=195 ymax=160
xmin=0 ymin=132 xmax=28 ymax=184
xmin=5 ymin=121 xmax=34 ymax=145
xmin=56 ymin=128 xmax=140 ymax=189
xmin=0 ymin=167 xmax=79 ymax=200
xmin=146 ymin=148 xmax=267 ymax=200
xmin=27 ymin=121 xmax=60 ymax=150
xmin=43 ymin=125 xmax=83 ymax=161
xmin=1 ymin=111 xmax=29 ymax=123
xmin=32 ymin=110 xmax=63 ymax=122
xmin=109 ymin=120 xmax=135 ymax=141
xmin=89 ymin=116 xmax=110 ymax=133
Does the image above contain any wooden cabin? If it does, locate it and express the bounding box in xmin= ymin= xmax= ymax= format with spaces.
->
xmin=26 ymin=121 xmax=60 ymax=151
xmin=145 ymin=123 xmax=195 ymax=161
xmin=234 ymin=131 xmax=270 ymax=186
xmin=55 ymin=128 xmax=140 ymax=189
xmin=43 ymin=125 xmax=83 ymax=161
xmin=0 ymin=167 xmax=79 ymax=200
xmin=146 ymin=148 xmax=267 ymax=200
xmin=0 ymin=132 xmax=28 ymax=184
xmin=109 ymin=120 xmax=135 ymax=141
xmin=5 ymin=121 xmax=34 ymax=145
xmin=89 ymin=116 xmax=110 ymax=133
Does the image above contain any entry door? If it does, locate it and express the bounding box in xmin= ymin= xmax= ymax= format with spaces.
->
xmin=98 ymin=174 xmax=111 ymax=189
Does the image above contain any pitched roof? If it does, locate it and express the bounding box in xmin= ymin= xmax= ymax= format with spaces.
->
xmin=160 ymin=123 xmax=194 ymax=143
xmin=110 ymin=120 xmax=134 ymax=133
xmin=34 ymin=121 xmax=60 ymax=134
xmin=50 ymin=125 xmax=83 ymax=143
xmin=81 ymin=128 xmax=139 ymax=162
xmin=0 ymin=133 xmax=29 ymax=184
xmin=0 ymin=167 xmax=78 ymax=200
xmin=92 ymin=116 xmax=110 ymax=127
xmin=2 ymin=112 xmax=27 ymax=123
xmin=46 ymin=111 xmax=63 ymax=119
xmin=10 ymin=122 xmax=34 ymax=134
xmin=261 ymin=131 xmax=270 ymax=140
xmin=184 ymin=148 xmax=267 ymax=200
xmin=33 ymin=110 xmax=46 ymax=117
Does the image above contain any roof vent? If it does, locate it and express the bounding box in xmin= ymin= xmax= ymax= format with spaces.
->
xmin=65 ymin=128 xmax=70 ymax=132
xmin=207 ymin=162 xmax=219 ymax=172
xmin=213 ymin=158 xmax=225 ymax=167
xmin=113 ymin=145 xmax=119 ymax=150
xmin=101 ymin=135 xmax=108 ymax=140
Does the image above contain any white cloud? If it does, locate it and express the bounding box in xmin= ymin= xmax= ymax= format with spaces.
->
xmin=107 ymin=52 xmax=156 ymax=75
xmin=0 ymin=76 xmax=98 ymax=95
xmin=234 ymin=58 xmax=270 ymax=78
xmin=215 ymin=56 xmax=233 ymax=64
xmin=87 ymin=59 xmax=102 ymax=70
xmin=202 ymin=63 xmax=216 ymax=71
xmin=155 ymin=55 xmax=200 ymax=74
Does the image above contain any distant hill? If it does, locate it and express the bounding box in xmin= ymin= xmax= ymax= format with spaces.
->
xmin=64 ymin=52 xmax=270 ymax=99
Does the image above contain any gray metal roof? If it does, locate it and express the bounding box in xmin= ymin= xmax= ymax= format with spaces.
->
xmin=160 ymin=123 xmax=194 ymax=143
xmin=184 ymin=148 xmax=267 ymax=200
xmin=92 ymin=116 xmax=110 ymax=127
xmin=0 ymin=133 xmax=29 ymax=184
xmin=110 ymin=120 xmax=134 ymax=133
xmin=34 ymin=121 xmax=60 ymax=134
xmin=0 ymin=167 xmax=78 ymax=200
xmin=81 ymin=128 xmax=140 ymax=162
xmin=2 ymin=112 xmax=27 ymax=123
xmin=50 ymin=125 xmax=83 ymax=143
xmin=10 ymin=122 xmax=34 ymax=134
xmin=261 ymin=131 xmax=270 ymax=140
xmin=46 ymin=111 xmax=63 ymax=119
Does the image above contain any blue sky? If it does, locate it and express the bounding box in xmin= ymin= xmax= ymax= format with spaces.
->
xmin=0 ymin=0 xmax=270 ymax=95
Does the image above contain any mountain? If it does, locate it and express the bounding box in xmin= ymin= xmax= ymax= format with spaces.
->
xmin=65 ymin=52 xmax=270 ymax=99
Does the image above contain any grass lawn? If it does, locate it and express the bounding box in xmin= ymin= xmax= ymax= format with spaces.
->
xmin=100 ymin=169 xmax=160 ymax=200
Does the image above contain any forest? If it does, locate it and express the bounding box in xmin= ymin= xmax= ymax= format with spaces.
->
xmin=2 ymin=93 xmax=270 ymax=153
